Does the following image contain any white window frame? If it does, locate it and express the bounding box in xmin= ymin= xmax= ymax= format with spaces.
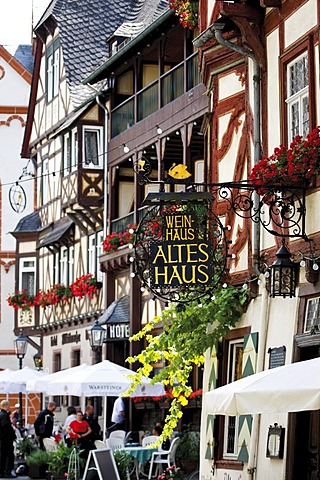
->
xmin=69 ymin=246 xmax=75 ymax=284
xmin=71 ymin=128 xmax=78 ymax=172
xmin=223 ymin=339 xmax=244 ymax=459
xmin=83 ymin=126 xmax=103 ymax=169
xmin=286 ymin=52 xmax=309 ymax=142
xmin=46 ymin=41 xmax=60 ymax=102
xmin=96 ymin=231 xmax=104 ymax=282
xmin=88 ymin=234 xmax=96 ymax=275
xmin=19 ymin=257 xmax=36 ymax=296
xmin=42 ymin=158 xmax=49 ymax=205
xmin=63 ymin=128 xmax=78 ymax=175
xmin=60 ymin=246 xmax=68 ymax=285
xmin=304 ymin=297 xmax=320 ymax=333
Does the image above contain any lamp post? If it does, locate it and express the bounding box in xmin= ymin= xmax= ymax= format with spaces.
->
xmin=14 ymin=331 xmax=28 ymax=427
xmin=33 ymin=352 xmax=43 ymax=370
xmin=88 ymin=321 xmax=106 ymax=417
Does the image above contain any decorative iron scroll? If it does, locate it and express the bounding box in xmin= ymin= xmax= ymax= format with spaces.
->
xmin=133 ymin=158 xmax=307 ymax=239
xmin=132 ymin=196 xmax=229 ymax=304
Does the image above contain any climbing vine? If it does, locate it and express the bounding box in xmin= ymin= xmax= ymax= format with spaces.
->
xmin=127 ymin=285 xmax=249 ymax=440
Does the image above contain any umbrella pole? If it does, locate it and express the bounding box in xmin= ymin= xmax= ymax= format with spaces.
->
xmin=103 ymin=396 xmax=107 ymax=442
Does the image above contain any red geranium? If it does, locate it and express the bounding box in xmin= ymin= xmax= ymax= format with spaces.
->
xmin=169 ymin=0 xmax=198 ymax=29
xmin=70 ymin=274 xmax=98 ymax=299
xmin=249 ymin=126 xmax=320 ymax=195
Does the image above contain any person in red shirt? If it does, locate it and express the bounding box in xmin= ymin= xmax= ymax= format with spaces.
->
xmin=67 ymin=410 xmax=92 ymax=458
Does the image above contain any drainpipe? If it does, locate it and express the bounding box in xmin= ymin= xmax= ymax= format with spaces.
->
xmin=95 ymin=94 xmax=109 ymax=309
xmin=194 ymin=22 xmax=267 ymax=480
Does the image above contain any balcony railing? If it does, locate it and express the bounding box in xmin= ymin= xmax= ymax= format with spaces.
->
xmin=110 ymin=206 xmax=150 ymax=233
xmin=111 ymin=52 xmax=201 ymax=137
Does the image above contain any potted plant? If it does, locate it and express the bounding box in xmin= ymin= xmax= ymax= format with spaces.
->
xmin=169 ymin=0 xmax=198 ymax=29
xmin=113 ymin=449 xmax=133 ymax=480
xmin=249 ymin=126 xmax=320 ymax=198
xmin=26 ymin=449 xmax=50 ymax=479
xmin=47 ymin=442 xmax=73 ymax=479
xmin=70 ymin=274 xmax=99 ymax=299
xmin=176 ymin=430 xmax=200 ymax=472
xmin=102 ymin=225 xmax=134 ymax=254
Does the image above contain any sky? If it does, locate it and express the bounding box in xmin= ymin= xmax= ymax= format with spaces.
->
xmin=0 ymin=0 xmax=50 ymax=54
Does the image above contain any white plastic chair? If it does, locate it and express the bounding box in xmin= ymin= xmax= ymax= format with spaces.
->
xmin=43 ymin=437 xmax=58 ymax=452
xmin=148 ymin=437 xmax=180 ymax=479
xmin=106 ymin=436 xmax=125 ymax=451
xmin=94 ymin=439 xmax=107 ymax=449
xmin=109 ymin=430 xmax=126 ymax=442
xmin=142 ymin=435 xmax=159 ymax=447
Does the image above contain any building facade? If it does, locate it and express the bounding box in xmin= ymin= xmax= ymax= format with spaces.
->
xmin=196 ymin=1 xmax=320 ymax=479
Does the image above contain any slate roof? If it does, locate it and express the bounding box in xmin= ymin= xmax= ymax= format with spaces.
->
xmin=14 ymin=45 xmax=34 ymax=74
xmin=14 ymin=211 xmax=41 ymax=233
xmin=98 ymin=295 xmax=130 ymax=325
xmin=35 ymin=0 xmax=146 ymax=88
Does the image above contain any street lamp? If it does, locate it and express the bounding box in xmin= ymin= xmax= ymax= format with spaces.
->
xmin=14 ymin=331 xmax=28 ymax=426
xmin=33 ymin=352 xmax=43 ymax=370
xmin=270 ymin=241 xmax=297 ymax=298
xmin=88 ymin=320 xmax=106 ymax=416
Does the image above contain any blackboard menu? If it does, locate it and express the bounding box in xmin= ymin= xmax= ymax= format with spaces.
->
xmin=83 ymin=448 xmax=120 ymax=480
xmin=268 ymin=346 xmax=286 ymax=369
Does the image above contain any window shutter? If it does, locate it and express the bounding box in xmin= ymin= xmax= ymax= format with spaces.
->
xmin=237 ymin=332 xmax=259 ymax=462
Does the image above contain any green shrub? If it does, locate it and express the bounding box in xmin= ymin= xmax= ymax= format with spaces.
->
xmin=26 ymin=449 xmax=50 ymax=467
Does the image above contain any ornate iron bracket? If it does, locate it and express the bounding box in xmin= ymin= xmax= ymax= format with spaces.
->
xmin=133 ymin=158 xmax=308 ymax=239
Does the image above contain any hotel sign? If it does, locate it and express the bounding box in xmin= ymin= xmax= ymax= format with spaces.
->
xmin=150 ymin=213 xmax=212 ymax=287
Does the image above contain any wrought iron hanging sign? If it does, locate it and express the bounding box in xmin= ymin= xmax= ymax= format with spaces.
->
xmin=9 ymin=183 xmax=27 ymax=213
xmin=132 ymin=161 xmax=230 ymax=303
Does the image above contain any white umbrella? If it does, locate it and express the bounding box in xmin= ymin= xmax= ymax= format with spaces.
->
xmin=0 ymin=367 xmax=45 ymax=394
xmin=26 ymin=363 xmax=88 ymax=393
xmin=42 ymin=360 xmax=165 ymax=397
xmin=204 ymin=357 xmax=320 ymax=416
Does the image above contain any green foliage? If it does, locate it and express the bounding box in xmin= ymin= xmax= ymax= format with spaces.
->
xmin=26 ymin=448 xmax=50 ymax=467
xmin=113 ymin=450 xmax=133 ymax=480
xmin=176 ymin=430 xmax=200 ymax=464
xmin=47 ymin=443 xmax=73 ymax=477
xmin=16 ymin=436 xmax=37 ymax=458
xmin=127 ymin=285 xmax=248 ymax=440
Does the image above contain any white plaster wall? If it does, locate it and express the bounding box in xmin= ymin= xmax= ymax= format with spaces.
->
xmin=266 ymin=29 xmax=280 ymax=155
xmin=315 ymin=45 xmax=319 ymax=125
xmin=218 ymin=72 xmax=244 ymax=100
xmin=284 ymin=0 xmax=317 ymax=49
xmin=218 ymin=113 xmax=246 ymax=185
xmin=0 ymin=62 xmax=30 ymax=106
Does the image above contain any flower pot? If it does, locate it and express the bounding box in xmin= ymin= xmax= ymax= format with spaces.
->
xmin=134 ymin=402 xmax=146 ymax=409
xmin=28 ymin=463 xmax=48 ymax=479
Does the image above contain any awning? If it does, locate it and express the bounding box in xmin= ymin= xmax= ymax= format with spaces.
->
xmin=98 ymin=295 xmax=130 ymax=341
xmin=204 ymin=357 xmax=320 ymax=416
xmin=37 ymin=219 xmax=74 ymax=250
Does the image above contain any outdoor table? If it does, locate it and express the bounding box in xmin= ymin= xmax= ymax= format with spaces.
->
xmin=123 ymin=445 xmax=157 ymax=479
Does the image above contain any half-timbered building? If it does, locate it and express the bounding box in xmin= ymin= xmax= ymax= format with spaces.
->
xmin=84 ymin=1 xmax=208 ymax=429
xmin=18 ymin=0 xmax=162 ymax=425
xmin=195 ymin=1 xmax=320 ymax=479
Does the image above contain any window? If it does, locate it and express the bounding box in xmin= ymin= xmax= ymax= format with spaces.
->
xmin=286 ymin=53 xmax=309 ymax=142
xmin=223 ymin=340 xmax=244 ymax=458
xmin=19 ymin=258 xmax=36 ymax=296
xmin=60 ymin=247 xmax=68 ymax=285
xmin=52 ymin=352 xmax=61 ymax=407
xmin=42 ymin=158 xmax=49 ymax=205
xmin=58 ymin=246 xmax=74 ymax=285
xmin=83 ymin=126 xmax=103 ymax=169
xmin=88 ymin=232 xmax=103 ymax=281
xmin=63 ymin=129 xmax=78 ymax=175
xmin=46 ymin=40 xmax=60 ymax=102
xmin=305 ymin=297 xmax=320 ymax=332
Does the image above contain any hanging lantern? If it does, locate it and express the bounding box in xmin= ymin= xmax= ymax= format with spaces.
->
xmin=270 ymin=242 xmax=297 ymax=298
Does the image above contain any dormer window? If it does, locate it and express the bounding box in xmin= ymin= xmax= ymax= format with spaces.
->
xmin=46 ymin=40 xmax=60 ymax=102
xmin=83 ymin=126 xmax=103 ymax=169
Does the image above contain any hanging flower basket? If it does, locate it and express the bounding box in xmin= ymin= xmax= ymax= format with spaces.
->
xmin=102 ymin=224 xmax=135 ymax=254
xmin=169 ymin=0 xmax=198 ymax=29
xmin=249 ymin=126 xmax=320 ymax=200
xmin=7 ymin=290 xmax=34 ymax=311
